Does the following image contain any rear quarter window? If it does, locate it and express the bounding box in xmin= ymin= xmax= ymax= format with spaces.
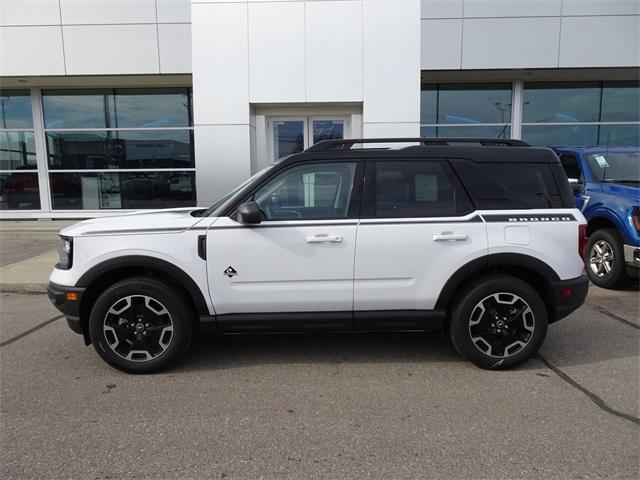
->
xmin=449 ymin=159 xmax=565 ymax=209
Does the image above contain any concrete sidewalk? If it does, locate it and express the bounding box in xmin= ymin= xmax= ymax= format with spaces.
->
xmin=0 ymin=220 xmax=75 ymax=293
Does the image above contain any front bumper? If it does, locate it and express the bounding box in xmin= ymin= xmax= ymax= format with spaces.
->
xmin=549 ymin=275 xmax=589 ymax=323
xmin=623 ymin=244 xmax=640 ymax=268
xmin=47 ymin=282 xmax=86 ymax=335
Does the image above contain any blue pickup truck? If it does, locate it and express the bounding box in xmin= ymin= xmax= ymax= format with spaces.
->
xmin=552 ymin=147 xmax=639 ymax=288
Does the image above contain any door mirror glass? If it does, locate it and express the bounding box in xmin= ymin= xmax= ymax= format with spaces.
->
xmin=236 ymin=201 xmax=262 ymax=224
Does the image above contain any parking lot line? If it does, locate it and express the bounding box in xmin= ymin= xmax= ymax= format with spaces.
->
xmin=0 ymin=314 xmax=63 ymax=348
xmin=536 ymin=353 xmax=640 ymax=426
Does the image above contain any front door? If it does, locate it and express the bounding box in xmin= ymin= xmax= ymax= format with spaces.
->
xmin=206 ymin=161 xmax=362 ymax=327
xmin=268 ymin=116 xmax=350 ymax=161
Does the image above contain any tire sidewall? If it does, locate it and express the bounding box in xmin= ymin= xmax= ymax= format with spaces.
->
xmin=586 ymin=229 xmax=625 ymax=289
xmin=450 ymin=276 xmax=548 ymax=370
xmin=89 ymin=278 xmax=192 ymax=374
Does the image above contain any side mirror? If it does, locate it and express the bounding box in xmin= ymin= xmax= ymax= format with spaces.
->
xmin=568 ymin=178 xmax=583 ymax=192
xmin=237 ymin=201 xmax=262 ymax=224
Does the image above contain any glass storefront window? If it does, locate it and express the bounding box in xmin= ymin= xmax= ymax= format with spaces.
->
xmin=113 ymin=89 xmax=191 ymax=128
xmin=42 ymin=87 xmax=195 ymax=211
xmin=49 ymin=171 xmax=196 ymax=210
xmin=1 ymin=131 xmax=36 ymax=170
xmin=0 ymin=172 xmax=40 ymax=210
xmin=522 ymin=125 xmax=599 ymax=147
xmin=598 ymin=124 xmax=640 ymax=146
xmin=421 ymin=125 xmax=511 ymax=139
xmin=0 ymin=90 xmax=39 ymax=211
xmin=43 ymin=89 xmax=116 ymax=129
xmin=522 ymin=82 xmax=640 ymax=147
xmin=0 ymin=91 xmax=33 ymax=129
xmin=420 ymin=84 xmax=512 ymax=140
xmin=42 ymin=88 xmax=191 ymax=129
xmin=601 ymin=82 xmax=640 ymax=122
xmin=46 ymin=130 xmax=194 ymax=170
xmin=523 ymin=82 xmax=601 ymax=123
xmin=422 ymin=84 xmax=512 ymax=125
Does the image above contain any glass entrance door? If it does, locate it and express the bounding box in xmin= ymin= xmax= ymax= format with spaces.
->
xmin=268 ymin=116 xmax=349 ymax=161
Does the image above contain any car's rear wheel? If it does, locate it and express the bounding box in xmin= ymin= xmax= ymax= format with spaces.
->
xmin=89 ymin=277 xmax=193 ymax=373
xmin=449 ymin=275 xmax=548 ymax=370
xmin=586 ymin=228 xmax=626 ymax=289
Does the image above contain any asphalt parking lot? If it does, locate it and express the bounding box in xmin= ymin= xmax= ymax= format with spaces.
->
xmin=1 ymin=281 xmax=638 ymax=479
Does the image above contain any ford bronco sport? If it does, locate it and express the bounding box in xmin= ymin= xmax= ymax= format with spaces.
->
xmin=48 ymin=138 xmax=589 ymax=373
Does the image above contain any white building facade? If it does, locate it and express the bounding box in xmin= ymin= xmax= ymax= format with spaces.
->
xmin=0 ymin=0 xmax=638 ymax=218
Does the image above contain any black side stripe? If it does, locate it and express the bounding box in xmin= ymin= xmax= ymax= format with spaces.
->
xmin=209 ymin=221 xmax=360 ymax=230
xmin=482 ymin=214 xmax=577 ymax=223
xmin=360 ymin=216 xmax=482 ymax=226
xmin=82 ymin=225 xmax=210 ymax=236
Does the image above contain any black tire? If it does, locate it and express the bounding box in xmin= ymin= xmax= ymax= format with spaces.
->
xmin=449 ymin=275 xmax=548 ymax=370
xmin=88 ymin=277 xmax=193 ymax=373
xmin=585 ymin=228 xmax=627 ymax=289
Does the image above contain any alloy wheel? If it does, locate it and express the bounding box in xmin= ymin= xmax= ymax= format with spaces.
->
xmin=589 ymin=240 xmax=614 ymax=278
xmin=468 ymin=292 xmax=535 ymax=358
xmin=103 ymin=295 xmax=174 ymax=362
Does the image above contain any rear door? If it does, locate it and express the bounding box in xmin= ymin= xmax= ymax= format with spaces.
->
xmin=353 ymin=158 xmax=488 ymax=326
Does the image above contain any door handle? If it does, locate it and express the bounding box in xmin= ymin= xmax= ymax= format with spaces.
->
xmin=307 ymin=234 xmax=343 ymax=244
xmin=433 ymin=233 xmax=467 ymax=242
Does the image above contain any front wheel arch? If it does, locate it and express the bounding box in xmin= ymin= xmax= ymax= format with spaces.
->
xmin=77 ymin=256 xmax=209 ymax=339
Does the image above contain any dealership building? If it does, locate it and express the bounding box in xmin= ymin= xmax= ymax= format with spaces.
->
xmin=0 ymin=0 xmax=638 ymax=218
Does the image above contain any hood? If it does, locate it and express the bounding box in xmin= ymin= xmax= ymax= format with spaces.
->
xmin=60 ymin=207 xmax=210 ymax=237
xmin=601 ymin=182 xmax=640 ymax=202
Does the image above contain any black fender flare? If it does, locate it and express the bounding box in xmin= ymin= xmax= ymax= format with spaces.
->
xmin=76 ymin=255 xmax=210 ymax=315
xmin=434 ymin=253 xmax=559 ymax=311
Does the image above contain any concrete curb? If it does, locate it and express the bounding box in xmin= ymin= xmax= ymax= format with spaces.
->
xmin=0 ymin=250 xmax=57 ymax=294
xmin=0 ymin=283 xmax=48 ymax=294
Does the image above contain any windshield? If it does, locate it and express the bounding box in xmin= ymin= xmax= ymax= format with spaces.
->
xmin=202 ymin=166 xmax=274 ymax=217
xmin=586 ymin=151 xmax=640 ymax=183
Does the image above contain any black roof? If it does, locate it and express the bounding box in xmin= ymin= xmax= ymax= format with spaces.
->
xmin=281 ymin=138 xmax=560 ymax=165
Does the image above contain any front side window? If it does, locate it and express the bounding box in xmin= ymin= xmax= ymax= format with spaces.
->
xmin=365 ymin=161 xmax=471 ymax=218
xmin=252 ymin=162 xmax=357 ymax=221
xmin=559 ymin=154 xmax=583 ymax=181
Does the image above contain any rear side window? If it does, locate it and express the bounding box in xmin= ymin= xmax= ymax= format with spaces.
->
xmin=363 ymin=160 xmax=472 ymax=218
xmin=450 ymin=159 xmax=564 ymax=209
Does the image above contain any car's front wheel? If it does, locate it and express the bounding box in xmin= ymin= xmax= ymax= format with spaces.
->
xmin=449 ymin=275 xmax=548 ymax=370
xmin=88 ymin=277 xmax=193 ymax=373
xmin=586 ymin=228 xmax=626 ymax=289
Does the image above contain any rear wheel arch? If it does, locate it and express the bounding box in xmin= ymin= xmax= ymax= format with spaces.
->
xmin=436 ymin=253 xmax=559 ymax=324
xmin=77 ymin=256 xmax=209 ymax=335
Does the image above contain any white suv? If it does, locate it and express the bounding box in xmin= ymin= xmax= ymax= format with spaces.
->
xmin=48 ymin=138 xmax=589 ymax=373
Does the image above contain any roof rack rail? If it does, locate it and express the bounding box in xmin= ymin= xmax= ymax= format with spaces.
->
xmin=305 ymin=137 xmax=530 ymax=152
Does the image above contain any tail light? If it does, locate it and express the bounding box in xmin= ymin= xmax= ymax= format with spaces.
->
xmin=578 ymin=224 xmax=587 ymax=261
xmin=632 ymin=207 xmax=640 ymax=234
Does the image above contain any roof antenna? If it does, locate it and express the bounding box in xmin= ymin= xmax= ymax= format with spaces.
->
xmin=602 ymin=131 xmax=610 ymax=183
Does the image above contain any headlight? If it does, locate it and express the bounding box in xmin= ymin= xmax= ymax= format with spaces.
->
xmin=56 ymin=236 xmax=73 ymax=270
